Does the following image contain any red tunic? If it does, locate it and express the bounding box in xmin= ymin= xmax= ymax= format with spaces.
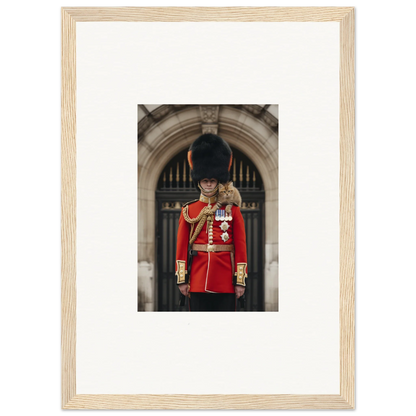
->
xmin=175 ymin=199 xmax=248 ymax=293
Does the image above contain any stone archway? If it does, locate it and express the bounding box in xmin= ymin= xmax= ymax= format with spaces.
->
xmin=137 ymin=105 xmax=278 ymax=311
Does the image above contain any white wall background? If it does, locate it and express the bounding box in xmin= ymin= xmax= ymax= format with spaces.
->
xmin=76 ymin=21 xmax=339 ymax=395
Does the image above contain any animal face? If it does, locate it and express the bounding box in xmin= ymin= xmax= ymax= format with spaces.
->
xmin=218 ymin=182 xmax=234 ymax=200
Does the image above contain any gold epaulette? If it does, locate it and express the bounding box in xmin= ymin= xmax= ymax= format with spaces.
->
xmin=182 ymin=199 xmax=199 ymax=207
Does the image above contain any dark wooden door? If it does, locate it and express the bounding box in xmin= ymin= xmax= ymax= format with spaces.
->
xmin=155 ymin=148 xmax=265 ymax=311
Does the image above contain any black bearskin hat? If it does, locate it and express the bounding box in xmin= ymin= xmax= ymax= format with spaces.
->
xmin=187 ymin=133 xmax=232 ymax=186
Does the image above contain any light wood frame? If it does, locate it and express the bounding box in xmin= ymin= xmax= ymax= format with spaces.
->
xmin=62 ymin=7 xmax=355 ymax=410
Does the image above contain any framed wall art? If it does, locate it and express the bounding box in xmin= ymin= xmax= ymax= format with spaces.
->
xmin=62 ymin=6 xmax=355 ymax=409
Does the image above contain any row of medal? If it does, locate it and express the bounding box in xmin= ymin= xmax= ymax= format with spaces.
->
xmin=215 ymin=209 xmax=232 ymax=242
xmin=215 ymin=209 xmax=232 ymax=221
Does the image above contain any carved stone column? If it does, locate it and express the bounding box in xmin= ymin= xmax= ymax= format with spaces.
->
xmin=199 ymin=105 xmax=219 ymax=134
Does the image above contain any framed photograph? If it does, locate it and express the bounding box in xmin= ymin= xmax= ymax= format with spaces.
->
xmin=138 ymin=104 xmax=278 ymax=313
xmin=62 ymin=7 xmax=355 ymax=409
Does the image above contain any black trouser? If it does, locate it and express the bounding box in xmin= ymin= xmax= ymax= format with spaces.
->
xmin=189 ymin=292 xmax=236 ymax=311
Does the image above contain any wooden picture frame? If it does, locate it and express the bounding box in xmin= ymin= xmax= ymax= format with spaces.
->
xmin=62 ymin=7 xmax=355 ymax=409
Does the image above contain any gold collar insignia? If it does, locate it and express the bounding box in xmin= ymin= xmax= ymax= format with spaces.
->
xmin=199 ymin=194 xmax=218 ymax=204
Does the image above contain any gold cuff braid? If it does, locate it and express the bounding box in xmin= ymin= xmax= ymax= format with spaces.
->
xmin=235 ymin=263 xmax=247 ymax=286
xmin=176 ymin=260 xmax=187 ymax=284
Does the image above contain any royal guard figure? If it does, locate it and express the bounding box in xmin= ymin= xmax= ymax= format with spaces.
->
xmin=175 ymin=133 xmax=248 ymax=311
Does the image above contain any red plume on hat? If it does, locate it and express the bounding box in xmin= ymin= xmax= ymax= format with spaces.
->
xmin=187 ymin=133 xmax=232 ymax=186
